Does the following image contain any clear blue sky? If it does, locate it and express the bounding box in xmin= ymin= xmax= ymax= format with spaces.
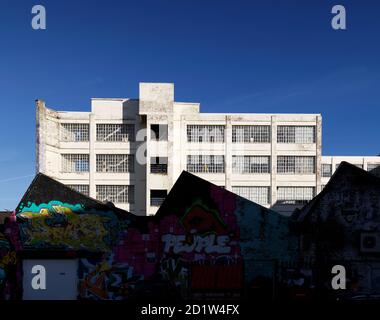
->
xmin=0 ymin=0 xmax=379 ymax=210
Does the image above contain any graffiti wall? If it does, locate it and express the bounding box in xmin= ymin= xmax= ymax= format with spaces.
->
xmin=1 ymin=172 xmax=298 ymax=300
xmin=17 ymin=201 xmax=120 ymax=251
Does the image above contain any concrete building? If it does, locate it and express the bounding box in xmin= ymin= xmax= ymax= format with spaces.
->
xmin=35 ymin=82 xmax=380 ymax=216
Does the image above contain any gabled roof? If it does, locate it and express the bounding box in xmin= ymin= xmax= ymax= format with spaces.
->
xmin=156 ymin=170 xmax=280 ymax=219
xmin=16 ymin=173 xmax=134 ymax=220
xmin=295 ymin=161 xmax=380 ymax=223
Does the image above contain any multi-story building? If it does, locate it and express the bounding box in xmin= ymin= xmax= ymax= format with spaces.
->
xmin=36 ymin=82 xmax=380 ymax=216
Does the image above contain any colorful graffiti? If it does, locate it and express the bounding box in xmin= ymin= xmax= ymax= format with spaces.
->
xmin=0 ymin=172 xmax=299 ymax=300
xmin=78 ymin=254 xmax=141 ymax=300
xmin=16 ymin=201 xmax=120 ymax=252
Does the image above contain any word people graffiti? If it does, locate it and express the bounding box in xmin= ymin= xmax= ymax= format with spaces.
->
xmin=162 ymin=234 xmax=231 ymax=254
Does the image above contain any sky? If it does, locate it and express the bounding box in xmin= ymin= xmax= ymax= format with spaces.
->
xmin=0 ymin=0 xmax=379 ymax=209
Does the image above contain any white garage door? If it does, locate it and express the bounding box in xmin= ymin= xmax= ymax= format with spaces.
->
xmin=23 ymin=259 xmax=78 ymax=300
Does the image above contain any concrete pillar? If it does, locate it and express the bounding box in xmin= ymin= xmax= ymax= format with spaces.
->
xmin=89 ymin=113 xmax=96 ymax=198
xmin=315 ymin=115 xmax=322 ymax=194
xmin=35 ymin=99 xmax=46 ymax=174
xmin=270 ymin=115 xmax=277 ymax=206
xmin=225 ymin=116 xmax=232 ymax=189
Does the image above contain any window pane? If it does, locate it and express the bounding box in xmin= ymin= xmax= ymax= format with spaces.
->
xmin=277 ymin=126 xmax=315 ymax=143
xmin=61 ymin=154 xmax=89 ymax=172
xmin=66 ymin=185 xmax=89 ymax=196
xmin=322 ymin=164 xmax=332 ymax=177
xmin=96 ymin=124 xmax=135 ymax=142
xmin=232 ymin=125 xmax=270 ymax=143
xmin=186 ymin=155 xmax=225 ymax=173
xmin=232 ymin=186 xmax=270 ymax=205
xmin=187 ymin=125 xmax=225 ymax=143
xmin=96 ymin=185 xmax=134 ymax=203
xmin=277 ymin=156 xmax=315 ymax=174
xmin=96 ymin=154 xmax=134 ymax=173
xmin=232 ymin=156 xmax=270 ymax=173
xmin=61 ymin=123 xmax=89 ymax=142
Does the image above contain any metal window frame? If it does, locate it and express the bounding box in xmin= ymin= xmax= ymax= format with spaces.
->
xmin=96 ymin=154 xmax=134 ymax=173
xmin=60 ymin=123 xmax=90 ymax=142
xmin=187 ymin=125 xmax=225 ymax=143
xmin=186 ymin=155 xmax=225 ymax=173
xmin=232 ymin=186 xmax=270 ymax=205
xmin=232 ymin=125 xmax=271 ymax=143
xmin=96 ymin=124 xmax=135 ymax=142
xmin=96 ymin=185 xmax=134 ymax=204
xmin=61 ymin=154 xmax=90 ymax=173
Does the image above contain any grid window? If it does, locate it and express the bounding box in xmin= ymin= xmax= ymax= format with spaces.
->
xmin=150 ymin=190 xmax=167 ymax=207
xmin=277 ymin=187 xmax=315 ymax=205
xmin=66 ymin=185 xmax=89 ymax=196
xmin=232 ymin=125 xmax=270 ymax=143
xmin=61 ymin=154 xmax=89 ymax=172
xmin=96 ymin=124 xmax=135 ymax=142
xmin=187 ymin=155 xmax=225 ymax=173
xmin=232 ymin=186 xmax=270 ymax=205
xmin=277 ymin=126 xmax=315 ymax=143
xmin=96 ymin=154 xmax=134 ymax=173
xmin=368 ymin=163 xmax=380 ymax=171
xmin=277 ymin=156 xmax=315 ymax=174
xmin=322 ymin=164 xmax=332 ymax=177
xmin=232 ymin=156 xmax=270 ymax=174
xmin=96 ymin=185 xmax=134 ymax=204
xmin=187 ymin=125 xmax=225 ymax=143
xmin=150 ymin=157 xmax=168 ymax=174
xmin=60 ymin=123 xmax=89 ymax=142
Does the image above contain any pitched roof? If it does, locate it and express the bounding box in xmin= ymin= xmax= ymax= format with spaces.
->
xmin=295 ymin=161 xmax=380 ymax=222
xmin=156 ymin=170 xmax=278 ymax=219
xmin=15 ymin=173 xmax=134 ymax=219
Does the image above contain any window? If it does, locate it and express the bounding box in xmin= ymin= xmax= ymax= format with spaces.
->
xmin=187 ymin=155 xmax=225 ymax=173
xmin=322 ymin=164 xmax=332 ymax=177
xmin=66 ymin=185 xmax=89 ymax=196
xmin=232 ymin=156 xmax=270 ymax=174
xmin=96 ymin=124 xmax=135 ymax=142
xmin=61 ymin=154 xmax=89 ymax=172
xmin=232 ymin=186 xmax=270 ymax=205
xmin=277 ymin=126 xmax=315 ymax=143
xmin=60 ymin=123 xmax=89 ymax=142
xmin=150 ymin=157 xmax=168 ymax=174
xmin=151 ymin=124 xmax=168 ymax=141
xmin=96 ymin=185 xmax=134 ymax=203
xmin=96 ymin=154 xmax=134 ymax=173
xmin=277 ymin=187 xmax=315 ymax=205
xmin=277 ymin=156 xmax=315 ymax=174
xmin=187 ymin=125 xmax=225 ymax=143
xmin=232 ymin=125 xmax=270 ymax=143
xmin=368 ymin=163 xmax=380 ymax=171
xmin=150 ymin=190 xmax=167 ymax=207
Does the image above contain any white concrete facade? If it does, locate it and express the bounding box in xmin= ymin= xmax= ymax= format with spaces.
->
xmin=36 ymin=82 xmax=380 ymax=216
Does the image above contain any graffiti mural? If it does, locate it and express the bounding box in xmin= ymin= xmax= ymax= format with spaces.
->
xmin=16 ymin=201 xmax=120 ymax=252
xmin=0 ymin=172 xmax=298 ymax=300
xmin=78 ymin=254 xmax=141 ymax=300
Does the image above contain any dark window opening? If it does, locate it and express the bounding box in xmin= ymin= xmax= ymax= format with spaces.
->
xmin=150 ymin=157 xmax=168 ymax=174
xmin=150 ymin=189 xmax=167 ymax=207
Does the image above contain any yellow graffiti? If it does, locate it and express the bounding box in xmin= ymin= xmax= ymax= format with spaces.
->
xmin=20 ymin=206 xmax=112 ymax=251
